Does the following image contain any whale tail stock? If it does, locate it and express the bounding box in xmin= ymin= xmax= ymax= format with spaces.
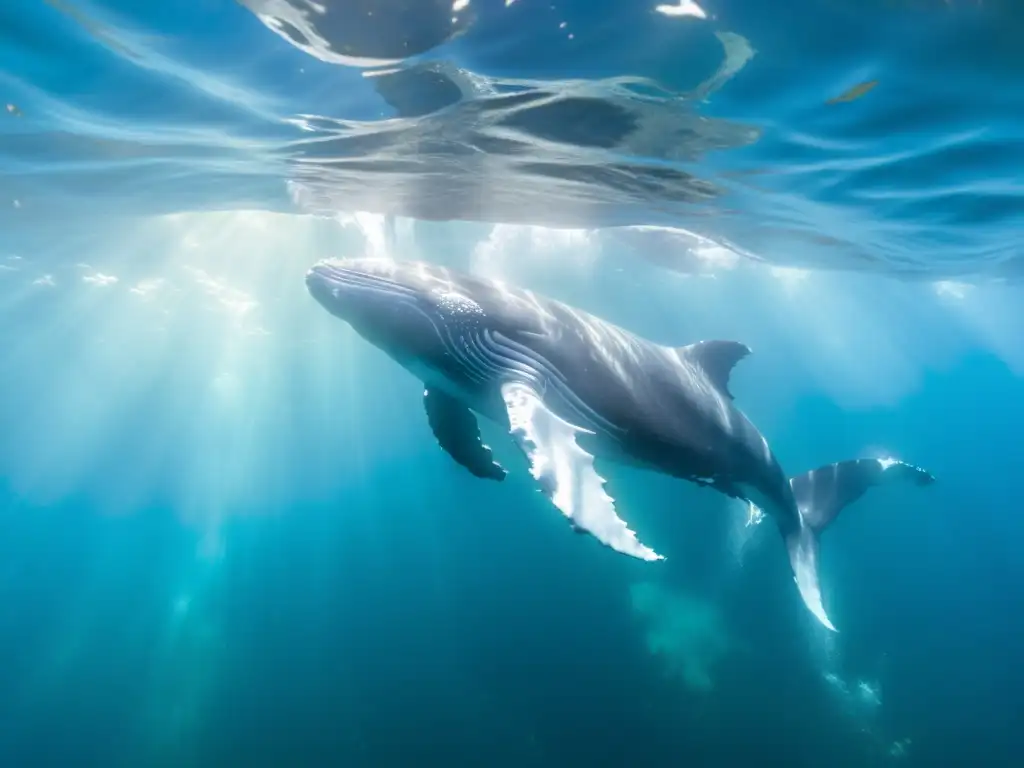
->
xmin=676 ymin=338 xmax=935 ymax=631
xmin=783 ymin=457 xmax=935 ymax=632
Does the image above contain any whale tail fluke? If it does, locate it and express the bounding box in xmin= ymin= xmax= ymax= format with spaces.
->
xmin=785 ymin=526 xmax=835 ymax=631
xmin=785 ymin=457 xmax=935 ymax=632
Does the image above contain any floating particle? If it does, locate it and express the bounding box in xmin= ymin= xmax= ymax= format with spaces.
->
xmin=827 ymin=80 xmax=879 ymax=104
xmin=655 ymin=1 xmax=707 ymax=18
xmin=5 ymin=103 xmax=22 ymax=117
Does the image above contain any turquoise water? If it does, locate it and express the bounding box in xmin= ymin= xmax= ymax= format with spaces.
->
xmin=1 ymin=1 xmax=1022 ymax=766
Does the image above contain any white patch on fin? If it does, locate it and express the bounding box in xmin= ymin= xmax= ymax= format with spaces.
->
xmin=501 ymin=382 xmax=663 ymax=562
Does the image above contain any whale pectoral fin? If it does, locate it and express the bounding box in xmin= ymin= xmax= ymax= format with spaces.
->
xmin=423 ymin=388 xmax=506 ymax=481
xmin=500 ymin=381 xmax=663 ymax=562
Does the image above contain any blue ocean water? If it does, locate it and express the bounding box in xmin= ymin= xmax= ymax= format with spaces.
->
xmin=1 ymin=1 xmax=1022 ymax=766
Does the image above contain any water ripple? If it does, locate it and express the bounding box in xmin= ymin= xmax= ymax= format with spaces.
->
xmin=2 ymin=0 xmax=1023 ymax=279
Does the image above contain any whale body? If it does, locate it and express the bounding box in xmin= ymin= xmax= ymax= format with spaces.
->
xmin=305 ymin=258 xmax=934 ymax=630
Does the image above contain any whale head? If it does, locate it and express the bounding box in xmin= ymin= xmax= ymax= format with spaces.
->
xmin=305 ymin=257 xmax=500 ymax=373
xmin=305 ymin=258 xmax=432 ymax=347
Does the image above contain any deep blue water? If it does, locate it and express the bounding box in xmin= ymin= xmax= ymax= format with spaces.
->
xmin=1 ymin=1 xmax=1023 ymax=766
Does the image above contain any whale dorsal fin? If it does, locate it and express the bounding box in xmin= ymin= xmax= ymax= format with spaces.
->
xmin=679 ymin=340 xmax=751 ymax=400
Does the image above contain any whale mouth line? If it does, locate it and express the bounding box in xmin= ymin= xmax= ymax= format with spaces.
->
xmin=307 ymin=262 xmax=418 ymax=304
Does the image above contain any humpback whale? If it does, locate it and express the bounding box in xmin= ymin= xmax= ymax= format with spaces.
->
xmin=305 ymin=258 xmax=934 ymax=630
